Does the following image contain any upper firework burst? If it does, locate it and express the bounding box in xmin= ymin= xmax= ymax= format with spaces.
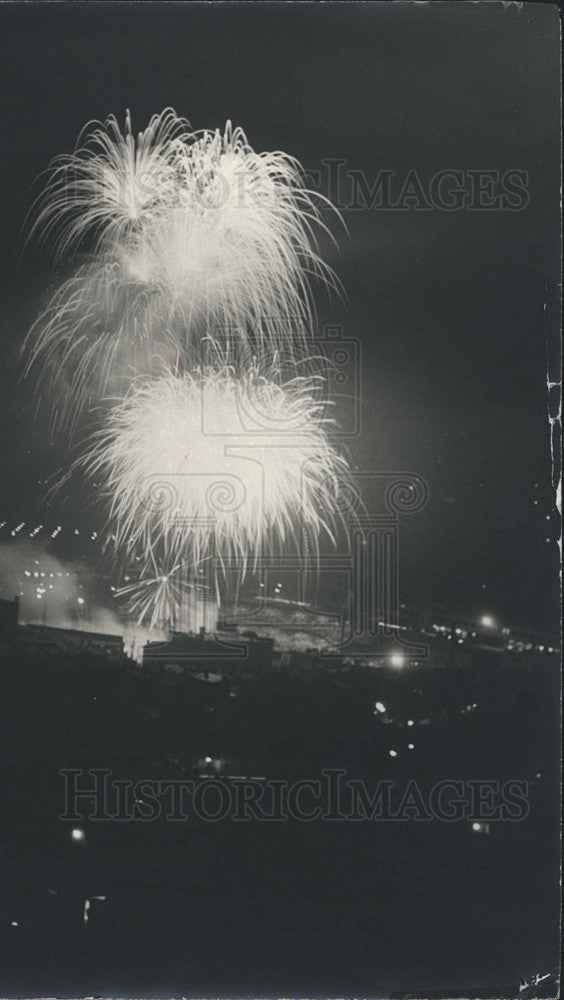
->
xmin=27 ymin=108 xmax=342 ymax=355
xmin=27 ymin=108 xmax=191 ymax=260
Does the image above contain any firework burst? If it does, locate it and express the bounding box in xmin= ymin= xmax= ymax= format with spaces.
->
xmin=115 ymin=558 xmax=188 ymax=631
xmin=124 ymin=121 xmax=342 ymax=349
xmin=24 ymin=110 xmax=342 ymax=422
xmin=84 ymin=362 xmax=354 ymax=598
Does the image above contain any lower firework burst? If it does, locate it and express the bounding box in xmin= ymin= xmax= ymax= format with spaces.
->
xmin=85 ymin=361 xmax=356 ymax=597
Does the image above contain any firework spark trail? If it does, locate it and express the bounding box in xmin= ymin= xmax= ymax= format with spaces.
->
xmin=22 ymin=261 xmax=180 ymax=436
xmin=115 ymin=557 xmax=185 ymax=631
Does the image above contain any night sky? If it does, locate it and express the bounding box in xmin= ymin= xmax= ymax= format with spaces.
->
xmin=0 ymin=2 xmax=560 ymax=630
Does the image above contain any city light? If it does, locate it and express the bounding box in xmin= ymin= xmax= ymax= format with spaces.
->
xmin=389 ymin=653 xmax=405 ymax=668
xmin=479 ymin=614 xmax=496 ymax=629
xmin=471 ymin=821 xmax=490 ymax=835
xmin=71 ymin=827 xmax=85 ymax=842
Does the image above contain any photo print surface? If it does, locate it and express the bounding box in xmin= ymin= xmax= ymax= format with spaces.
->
xmin=0 ymin=3 xmax=561 ymax=999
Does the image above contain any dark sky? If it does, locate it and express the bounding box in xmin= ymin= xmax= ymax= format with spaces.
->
xmin=0 ymin=2 xmax=560 ymax=630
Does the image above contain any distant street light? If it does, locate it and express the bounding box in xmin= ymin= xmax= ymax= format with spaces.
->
xmin=479 ymin=614 xmax=496 ymax=629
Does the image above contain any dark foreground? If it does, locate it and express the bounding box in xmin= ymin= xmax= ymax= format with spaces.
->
xmin=0 ymin=645 xmax=560 ymax=998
